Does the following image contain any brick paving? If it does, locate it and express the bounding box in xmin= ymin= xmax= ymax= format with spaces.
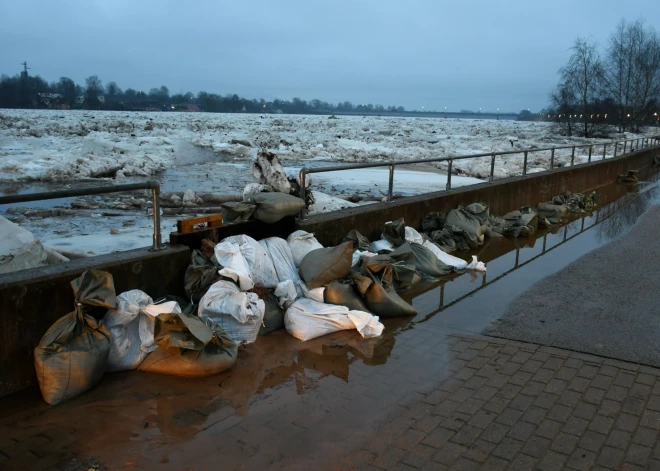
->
xmin=341 ymin=335 xmax=660 ymax=471
xmin=2 ymin=331 xmax=660 ymax=470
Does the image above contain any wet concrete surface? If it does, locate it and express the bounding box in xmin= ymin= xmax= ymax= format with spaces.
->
xmin=486 ymin=182 xmax=660 ymax=368
xmin=1 ymin=178 xmax=659 ymax=470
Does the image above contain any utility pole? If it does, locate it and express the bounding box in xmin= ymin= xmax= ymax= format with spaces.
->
xmin=20 ymin=62 xmax=31 ymax=108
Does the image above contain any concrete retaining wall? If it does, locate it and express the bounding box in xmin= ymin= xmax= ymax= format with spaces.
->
xmin=298 ymin=147 xmax=660 ymax=246
xmin=0 ymin=246 xmax=190 ymax=397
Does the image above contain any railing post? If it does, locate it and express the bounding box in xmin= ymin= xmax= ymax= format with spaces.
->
xmin=489 ymin=154 xmax=496 ymax=183
xmin=602 ymin=144 xmax=607 ymax=160
xmin=298 ymin=169 xmax=307 ymax=219
xmin=624 ymin=140 xmax=627 ymax=154
xmin=150 ymin=184 xmax=164 ymax=251
xmin=388 ymin=164 xmax=395 ymax=202
xmin=550 ymin=148 xmax=555 ymax=169
xmin=571 ymin=146 xmax=575 ymax=166
xmin=614 ymin=142 xmax=618 ymax=157
xmin=446 ymin=159 xmax=453 ymax=191
xmin=523 ymin=151 xmax=528 ymax=176
xmin=588 ymin=145 xmax=592 ymax=162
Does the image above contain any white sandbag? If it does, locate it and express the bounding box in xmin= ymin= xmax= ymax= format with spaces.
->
xmin=198 ymin=280 xmax=265 ymax=345
xmin=0 ymin=215 xmax=47 ymax=274
xmin=259 ymin=237 xmax=301 ymax=284
xmin=422 ymin=240 xmax=468 ymax=270
xmin=215 ymin=239 xmax=254 ymax=290
xmin=217 ymin=235 xmax=279 ymax=289
xmin=140 ymin=301 xmax=182 ymax=353
xmin=371 ymin=239 xmax=394 ymax=252
xmin=300 ymin=282 xmax=326 ymax=303
xmin=466 ymin=255 xmax=487 ymax=272
xmin=347 ymin=310 xmax=384 ymax=338
xmin=102 ymin=289 xmax=153 ymax=372
xmin=285 ymin=298 xmax=384 ymax=342
xmin=284 ymin=298 xmax=357 ymax=341
xmin=287 ymin=230 xmax=323 ymax=267
xmin=404 ymin=226 xmax=424 ymax=245
xmin=275 ymin=279 xmax=298 ymax=308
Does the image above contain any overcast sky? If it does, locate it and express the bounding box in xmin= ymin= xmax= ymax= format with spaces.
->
xmin=1 ymin=0 xmax=659 ymax=112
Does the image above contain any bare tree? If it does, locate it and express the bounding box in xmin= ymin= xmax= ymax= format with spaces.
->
xmin=605 ymin=20 xmax=660 ymax=132
xmin=558 ymin=38 xmax=604 ymax=137
xmin=105 ymin=81 xmax=122 ymax=101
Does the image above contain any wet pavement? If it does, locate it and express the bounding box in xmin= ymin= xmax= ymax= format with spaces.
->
xmin=2 ymin=179 xmax=660 ymax=471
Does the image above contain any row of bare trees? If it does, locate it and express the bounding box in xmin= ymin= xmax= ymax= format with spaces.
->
xmin=550 ymin=19 xmax=660 ymax=137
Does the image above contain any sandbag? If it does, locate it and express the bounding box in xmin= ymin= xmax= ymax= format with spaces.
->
xmin=138 ymin=312 xmax=238 ymax=377
xmin=422 ymin=212 xmax=445 ymax=232
xmin=35 ymin=270 xmax=115 ymax=405
xmin=287 ymin=230 xmax=323 ymax=267
xmin=352 ymin=250 xmax=377 ymax=267
xmin=103 ymin=289 xmax=153 ymax=372
xmin=361 ymin=252 xmax=420 ymax=289
xmin=221 ymin=201 xmax=256 ymax=223
xmin=484 ymin=213 xmax=509 ymax=236
xmin=275 ymin=279 xmax=298 ymax=308
xmin=216 ymin=235 xmax=279 ymax=290
xmin=0 ymin=215 xmax=47 ymax=274
xmin=404 ymin=227 xmax=424 ymax=245
xmin=536 ymin=202 xmax=568 ymax=220
xmin=184 ymin=250 xmax=222 ymax=303
xmin=344 ymin=229 xmax=373 ymax=252
xmin=503 ymin=206 xmax=538 ymax=238
xmin=422 ymin=240 xmax=468 ymax=270
xmin=445 ymin=208 xmax=485 ymax=247
xmin=383 ymin=218 xmax=406 ymax=246
xmin=352 ymin=272 xmax=417 ymax=318
xmin=324 ymin=280 xmax=370 ymax=312
xmin=259 ymin=291 xmax=285 ymax=335
xmin=408 ymin=242 xmax=454 ymax=278
xmin=140 ymin=300 xmax=182 ymax=353
xmin=259 ymin=237 xmax=301 ymax=286
xmin=465 ymin=203 xmax=489 ymax=225
xmin=252 ymin=192 xmax=306 ymax=224
xmin=428 ymin=228 xmax=458 ymax=254
xmin=284 ymin=298 xmax=383 ymax=341
xmin=198 ymin=280 xmax=265 ymax=345
xmin=299 ymin=241 xmax=353 ymax=289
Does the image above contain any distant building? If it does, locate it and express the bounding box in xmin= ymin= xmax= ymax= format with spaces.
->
xmin=186 ymin=104 xmax=200 ymax=112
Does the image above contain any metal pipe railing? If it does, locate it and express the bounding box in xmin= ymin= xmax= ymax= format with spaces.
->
xmin=0 ymin=181 xmax=164 ymax=251
xmin=297 ymin=134 xmax=660 ymax=219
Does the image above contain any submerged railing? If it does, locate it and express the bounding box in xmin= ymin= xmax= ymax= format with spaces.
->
xmin=298 ymin=135 xmax=660 ymax=218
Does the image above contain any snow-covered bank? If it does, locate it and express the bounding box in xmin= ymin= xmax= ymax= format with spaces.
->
xmin=1 ymin=110 xmax=652 ymax=184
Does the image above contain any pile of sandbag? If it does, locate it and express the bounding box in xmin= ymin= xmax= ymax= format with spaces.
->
xmin=222 ymin=192 xmax=306 ymax=224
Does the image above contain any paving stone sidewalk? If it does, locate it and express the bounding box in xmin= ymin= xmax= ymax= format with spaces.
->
xmin=341 ymin=335 xmax=660 ymax=471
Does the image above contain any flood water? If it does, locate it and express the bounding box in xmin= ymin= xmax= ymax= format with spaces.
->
xmin=2 ymin=176 xmax=658 ymax=470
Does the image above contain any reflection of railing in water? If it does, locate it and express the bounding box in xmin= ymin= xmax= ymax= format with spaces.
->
xmin=416 ymin=183 xmax=659 ymax=322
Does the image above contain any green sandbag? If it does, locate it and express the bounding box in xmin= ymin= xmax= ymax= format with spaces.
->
xmin=445 ymin=208 xmax=484 ymax=246
xmin=259 ymin=291 xmax=285 ymax=335
xmin=485 ymin=213 xmax=509 ymax=235
xmin=391 ymin=242 xmax=454 ymax=279
xmin=324 ymin=280 xmax=370 ymax=312
xmin=503 ymin=206 xmax=539 ymax=238
xmin=429 ymin=228 xmax=457 ymax=254
xmin=465 ymin=203 xmax=489 ymax=225
xmin=184 ymin=250 xmax=222 ymax=303
xmin=299 ymin=241 xmax=353 ymax=289
xmin=352 ymin=272 xmax=417 ymax=318
xmin=139 ymin=312 xmax=238 ymax=377
xmin=422 ymin=212 xmax=446 ymax=232
xmin=252 ymin=192 xmax=306 ymax=224
xmin=382 ymin=218 xmax=406 ymax=246
xmin=344 ymin=229 xmax=373 ymax=252
xmin=35 ymin=269 xmax=115 ymax=405
xmin=221 ymin=201 xmax=256 ymax=223
xmin=361 ymin=253 xmax=420 ymax=289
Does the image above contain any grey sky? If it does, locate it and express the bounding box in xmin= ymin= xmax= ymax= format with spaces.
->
xmin=1 ymin=0 xmax=659 ymax=112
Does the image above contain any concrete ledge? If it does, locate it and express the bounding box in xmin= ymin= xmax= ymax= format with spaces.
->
xmin=0 ymin=245 xmax=190 ymax=397
xmin=298 ymin=148 xmax=659 ymax=246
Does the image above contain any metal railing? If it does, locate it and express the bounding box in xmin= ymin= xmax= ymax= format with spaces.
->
xmin=0 ymin=181 xmax=164 ymax=251
xmin=298 ymin=135 xmax=660 ymax=218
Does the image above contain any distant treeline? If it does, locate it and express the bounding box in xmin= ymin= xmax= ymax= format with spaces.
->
xmin=0 ymin=72 xmax=413 ymax=115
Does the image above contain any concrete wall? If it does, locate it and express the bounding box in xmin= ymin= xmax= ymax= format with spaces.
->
xmin=0 ymin=246 xmax=190 ymax=397
xmin=298 ymin=147 xmax=660 ymax=246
